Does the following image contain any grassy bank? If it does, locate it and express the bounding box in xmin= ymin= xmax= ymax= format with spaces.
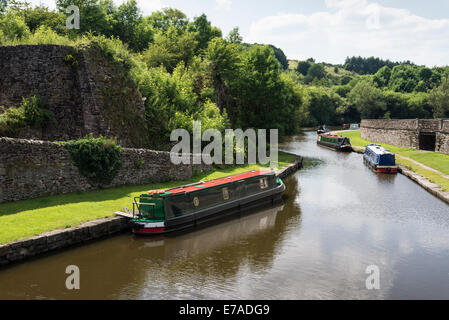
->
xmin=0 ymin=152 xmax=297 ymax=245
xmin=336 ymin=130 xmax=449 ymax=191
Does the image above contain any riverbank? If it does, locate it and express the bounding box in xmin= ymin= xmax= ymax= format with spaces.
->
xmin=336 ymin=130 xmax=449 ymax=205
xmin=0 ymin=153 xmax=302 ymax=266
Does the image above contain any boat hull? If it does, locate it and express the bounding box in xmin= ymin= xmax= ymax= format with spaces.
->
xmin=132 ymin=179 xmax=286 ymax=236
xmin=363 ymin=157 xmax=398 ymax=174
xmin=317 ymin=141 xmax=353 ymax=152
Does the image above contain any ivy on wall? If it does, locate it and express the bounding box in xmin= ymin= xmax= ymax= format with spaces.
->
xmin=62 ymin=134 xmax=122 ymax=184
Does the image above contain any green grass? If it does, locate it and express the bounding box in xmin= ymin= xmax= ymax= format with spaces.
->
xmin=0 ymin=152 xmax=297 ymax=245
xmin=336 ymin=130 xmax=449 ymax=191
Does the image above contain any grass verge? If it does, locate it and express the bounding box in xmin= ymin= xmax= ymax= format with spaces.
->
xmin=0 ymin=152 xmax=298 ymax=244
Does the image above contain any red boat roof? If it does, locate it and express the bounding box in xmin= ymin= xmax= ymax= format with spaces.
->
xmin=165 ymin=170 xmax=273 ymax=194
xmin=319 ymin=133 xmax=343 ymax=138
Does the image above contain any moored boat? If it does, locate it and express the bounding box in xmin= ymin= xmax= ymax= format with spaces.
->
xmin=363 ymin=144 xmax=398 ymax=174
xmin=127 ymin=170 xmax=285 ymax=235
xmin=317 ymin=125 xmax=330 ymax=134
xmin=317 ymin=133 xmax=352 ymax=152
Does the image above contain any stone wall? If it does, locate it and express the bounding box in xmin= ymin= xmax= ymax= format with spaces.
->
xmin=438 ymin=120 xmax=449 ymax=154
xmin=0 ymin=137 xmax=212 ymax=203
xmin=0 ymin=216 xmax=129 ymax=266
xmin=360 ymin=119 xmax=449 ymax=154
xmin=0 ymin=44 xmax=149 ymax=148
xmin=360 ymin=120 xmax=418 ymax=149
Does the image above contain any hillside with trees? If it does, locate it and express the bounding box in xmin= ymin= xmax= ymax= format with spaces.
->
xmin=1 ymin=0 xmax=449 ymax=147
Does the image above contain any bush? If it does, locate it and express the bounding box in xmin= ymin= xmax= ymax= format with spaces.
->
xmin=0 ymin=96 xmax=54 ymax=136
xmin=0 ymin=105 xmax=26 ymax=136
xmin=62 ymin=135 xmax=123 ymax=184
xmin=21 ymin=96 xmax=55 ymax=128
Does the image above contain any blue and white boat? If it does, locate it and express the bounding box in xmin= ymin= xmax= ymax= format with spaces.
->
xmin=363 ymin=144 xmax=398 ymax=174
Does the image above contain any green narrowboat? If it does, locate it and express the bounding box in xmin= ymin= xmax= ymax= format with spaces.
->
xmin=128 ymin=170 xmax=285 ymax=235
xmin=317 ymin=133 xmax=352 ymax=152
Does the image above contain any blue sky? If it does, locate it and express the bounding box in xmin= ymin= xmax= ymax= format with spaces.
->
xmin=29 ymin=0 xmax=449 ymax=66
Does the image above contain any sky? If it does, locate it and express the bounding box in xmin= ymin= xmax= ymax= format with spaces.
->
xmin=28 ymin=0 xmax=449 ymax=67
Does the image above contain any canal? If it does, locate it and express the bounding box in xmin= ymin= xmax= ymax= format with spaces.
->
xmin=0 ymin=131 xmax=448 ymax=299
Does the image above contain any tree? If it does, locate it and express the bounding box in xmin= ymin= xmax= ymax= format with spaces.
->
xmin=227 ymin=26 xmax=242 ymax=43
xmin=0 ymin=11 xmax=30 ymax=41
xmin=344 ymin=56 xmax=401 ymax=75
xmin=22 ymin=6 xmax=66 ymax=34
xmin=112 ymin=0 xmax=141 ymax=43
xmin=269 ymin=45 xmax=288 ymax=70
xmin=190 ymin=14 xmax=221 ymax=51
xmin=305 ymin=64 xmax=325 ymax=83
xmin=0 ymin=0 xmax=8 ymax=14
xmin=204 ymin=38 xmax=240 ymax=114
xmin=296 ymin=61 xmax=311 ymax=76
xmin=348 ymin=80 xmax=387 ymax=119
xmin=373 ymin=66 xmax=391 ymax=88
xmin=232 ymin=45 xmax=295 ymax=134
xmin=388 ymin=65 xmax=419 ymax=93
xmin=141 ymin=26 xmax=197 ymax=73
xmin=303 ymin=87 xmax=337 ymax=126
xmin=428 ymin=76 xmax=449 ymax=118
xmin=56 ymin=0 xmax=115 ymax=36
xmin=147 ymin=8 xmax=188 ymax=33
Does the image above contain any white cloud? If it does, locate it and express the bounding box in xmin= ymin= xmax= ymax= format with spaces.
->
xmin=246 ymin=0 xmax=449 ymax=66
xmin=216 ymin=0 xmax=232 ymax=12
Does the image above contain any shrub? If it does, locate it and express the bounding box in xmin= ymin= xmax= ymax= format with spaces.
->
xmin=0 ymin=96 xmax=54 ymax=136
xmin=0 ymin=105 xmax=26 ymax=136
xmin=21 ymin=96 xmax=55 ymax=128
xmin=62 ymin=135 xmax=123 ymax=184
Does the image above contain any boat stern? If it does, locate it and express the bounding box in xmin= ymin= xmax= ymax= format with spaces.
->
xmin=130 ymin=220 xmax=165 ymax=235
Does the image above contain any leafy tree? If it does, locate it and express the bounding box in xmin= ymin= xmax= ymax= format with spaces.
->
xmin=141 ymin=26 xmax=197 ymax=73
xmin=388 ymin=65 xmax=419 ymax=93
xmin=269 ymin=45 xmax=288 ymax=70
xmin=348 ymin=80 xmax=387 ymax=119
xmin=204 ymin=38 xmax=240 ymax=114
xmin=0 ymin=11 xmax=30 ymax=41
xmin=344 ymin=56 xmax=401 ymax=75
xmin=0 ymin=0 xmax=8 ymax=13
xmin=304 ymin=64 xmax=325 ymax=83
xmin=373 ymin=66 xmax=391 ymax=87
xmin=227 ymin=26 xmax=242 ymax=43
xmin=20 ymin=6 xmax=66 ymax=35
xmin=428 ymin=76 xmax=449 ymax=118
xmin=296 ymin=61 xmax=311 ymax=76
xmin=190 ymin=14 xmax=222 ymax=51
xmin=147 ymin=8 xmax=188 ymax=33
xmin=111 ymin=0 xmax=142 ymax=48
xmin=56 ymin=0 xmax=115 ymax=36
xmin=231 ymin=45 xmax=296 ymax=135
xmin=303 ymin=87 xmax=338 ymax=126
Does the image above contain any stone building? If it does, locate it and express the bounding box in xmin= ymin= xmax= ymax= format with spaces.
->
xmin=360 ymin=119 xmax=449 ymax=154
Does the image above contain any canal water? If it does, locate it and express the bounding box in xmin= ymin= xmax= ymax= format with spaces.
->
xmin=0 ymin=131 xmax=448 ymax=300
